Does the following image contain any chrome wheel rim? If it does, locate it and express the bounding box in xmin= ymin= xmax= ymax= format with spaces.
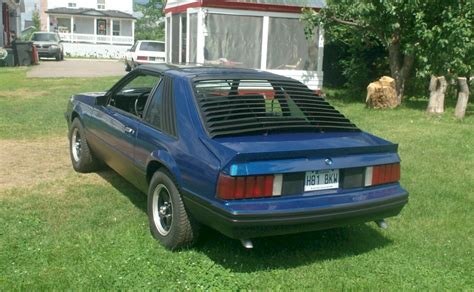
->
xmin=71 ymin=128 xmax=82 ymax=162
xmin=152 ymin=184 xmax=173 ymax=236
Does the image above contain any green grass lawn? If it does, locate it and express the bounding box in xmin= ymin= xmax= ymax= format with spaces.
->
xmin=0 ymin=69 xmax=473 ymax=290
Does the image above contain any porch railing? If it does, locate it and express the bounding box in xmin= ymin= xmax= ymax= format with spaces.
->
xmin=59 ymin=33 xmax=134 ymax=45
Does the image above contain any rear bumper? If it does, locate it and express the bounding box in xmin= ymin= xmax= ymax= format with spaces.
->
xmin=135 ymin=60 xmax=166 ymax=65
xmin=183 ymin=184 xmax=408 ymax=239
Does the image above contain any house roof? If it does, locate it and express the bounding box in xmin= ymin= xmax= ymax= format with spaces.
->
xmin=164 ymin=0 xmax=326 ymax=14
xmin=45 ymin=8 xmax=135 ymax=19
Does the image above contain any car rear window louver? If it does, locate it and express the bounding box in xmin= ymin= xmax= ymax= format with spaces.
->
xmin=193 ymin=78 xmax=360 ymax=137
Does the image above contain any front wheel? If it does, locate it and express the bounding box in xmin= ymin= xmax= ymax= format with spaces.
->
xmin=69 ymin=118 xmax=100 ymax=173
xmin=147 ymin=170 xmax=200 ymax=250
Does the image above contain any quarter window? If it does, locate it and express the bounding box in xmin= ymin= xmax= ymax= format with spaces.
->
xmin=144 ymin=82 xmax=164 ymax=129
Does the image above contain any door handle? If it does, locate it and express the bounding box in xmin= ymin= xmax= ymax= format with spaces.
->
xmin=124 ymin=127 xmax=135 ymax=135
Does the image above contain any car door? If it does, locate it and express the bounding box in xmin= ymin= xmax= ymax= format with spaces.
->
xmin=86 ymin=70 xmax=161 ymax=184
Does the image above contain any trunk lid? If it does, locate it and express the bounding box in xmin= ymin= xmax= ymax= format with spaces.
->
xmin=202 ymin=132 xmax=399 ymax=176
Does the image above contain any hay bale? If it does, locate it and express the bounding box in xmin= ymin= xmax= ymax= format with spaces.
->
xmin=366 ymin=76 xmax=398 ymax=109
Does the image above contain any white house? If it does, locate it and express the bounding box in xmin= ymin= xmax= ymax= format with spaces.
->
xmin=41 ymin=0 xmax=135 ymax=58
xmin=1 ymin=0 xmax=25 ymax=47
xmin=164 ymin=0 xmax=326 ymax=90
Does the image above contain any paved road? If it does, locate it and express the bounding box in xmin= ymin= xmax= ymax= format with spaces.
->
xmin=27 ymin=59 xmax=126 ymax=78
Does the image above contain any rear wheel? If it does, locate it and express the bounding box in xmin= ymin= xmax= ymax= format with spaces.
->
xmin=148 ymin=170 xmax=200 ymax=250
xmin=69 ymin=118 xmax=100 ymax=173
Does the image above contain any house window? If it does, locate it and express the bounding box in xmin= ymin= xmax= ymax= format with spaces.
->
xmin=267 ymin=17 xmax=319 ymax=71
xmin=97 ymin=0 xmax=105 ymax=10
xmin=68 ymin=2 xmax=76 ymax=8
xmin=204 ymin=14 xmax=263 ymax=68
xmin=113 ymin=21 xmax=120 ymax=36
xmin=97 ymin=19 xmax=107 ymax=35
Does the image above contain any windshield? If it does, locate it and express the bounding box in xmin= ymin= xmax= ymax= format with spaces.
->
xmin=140 ymin=42 xmax=165 ymax=52
xmin=31 ymin=33 xmax=59 ymax=42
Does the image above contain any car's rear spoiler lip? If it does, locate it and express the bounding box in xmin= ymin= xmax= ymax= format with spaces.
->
xmin=226 ymin=150 xmax=400 ymax=176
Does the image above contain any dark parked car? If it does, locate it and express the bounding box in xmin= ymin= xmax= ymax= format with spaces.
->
xmin=65 ymin=65 xmax=408 ymax=250
xmin=31 ymin=32 xmax=64 ymax=61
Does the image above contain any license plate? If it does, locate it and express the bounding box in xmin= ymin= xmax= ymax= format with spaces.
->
xmin=304 ymin=169 xmax=339 ymax=192
xmin=149 ymin=57 xmax=155 ymax=61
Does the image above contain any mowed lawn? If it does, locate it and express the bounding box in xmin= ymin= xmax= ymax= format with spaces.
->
xmin=0 ymin=68 xmax=473 ymax=290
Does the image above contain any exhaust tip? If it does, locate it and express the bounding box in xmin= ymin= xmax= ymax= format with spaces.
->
xmin=240 ymin=239 xmax=253 ymax=249
xmin=376 ymin=219 xmax=388 ymax=229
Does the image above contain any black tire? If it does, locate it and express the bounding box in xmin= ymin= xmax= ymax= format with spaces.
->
xmin=55 ymin=53 xmax=61 ymax=61
xmin=147 ymin=170 xmax=200 ymax=250
xmin=69 ymin=118 xmax=100 ymax=173
xmin=125 ymin=62 xmax=131 ymax=72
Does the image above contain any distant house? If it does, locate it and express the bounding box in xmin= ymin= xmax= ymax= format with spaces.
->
xmin=40 ymin=0 xmax=135 ymax=58
xmin=1 ymin=0 xmax=25 ymax=47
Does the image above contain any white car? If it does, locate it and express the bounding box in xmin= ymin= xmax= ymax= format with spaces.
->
xmin=124 ymin=40 xmax=166 ymax=71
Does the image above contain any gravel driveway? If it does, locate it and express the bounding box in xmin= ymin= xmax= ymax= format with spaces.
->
xmin=27 ymin=59 xmax=126 ymax=78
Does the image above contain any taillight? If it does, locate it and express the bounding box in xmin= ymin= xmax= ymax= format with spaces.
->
xmin=137 ymin=56 xmax=147 ymax=61
xmin=365 ymin=163 xmax=400 ymax=187
xmin=217 ymin=174 xmax=281 ymax=200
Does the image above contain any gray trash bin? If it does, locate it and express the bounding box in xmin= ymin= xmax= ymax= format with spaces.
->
xmin=13 ymin=41 xmax=34 ymax=66
xmin=6 ymin=48 xmax=15 ymax=66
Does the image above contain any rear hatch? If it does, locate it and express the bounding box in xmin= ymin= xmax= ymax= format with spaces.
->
xmin=137 ymin=41 xmax=165 ymax=62
xmin=193 ymin=76 xmax=401 ymax=199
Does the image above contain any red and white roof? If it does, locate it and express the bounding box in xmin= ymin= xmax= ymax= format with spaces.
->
xmin=164 ymin=0 xmax=326 ymax=14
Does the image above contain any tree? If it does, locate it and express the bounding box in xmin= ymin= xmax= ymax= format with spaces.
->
xmin=303 ymin=0 xmax=474 ymax=104
xmin=415 ymin=0 xmax=473 ymax=114
xmin=32 ymin=9 xmax=41 ymax=31
xmin=134 ymin=0 xmax=165 ymax=41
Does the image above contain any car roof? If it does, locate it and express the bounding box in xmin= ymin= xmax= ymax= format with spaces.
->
xmin=138 ymin=64 xmax=294 ymax=81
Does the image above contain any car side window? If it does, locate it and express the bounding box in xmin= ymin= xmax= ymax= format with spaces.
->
xmin=143 ymin=81 xmax=164 ymax=129
xmin=109 ymin=73 xmax=161 ymax=117
xmin=130 ymin=42 xmax=138 ymax=52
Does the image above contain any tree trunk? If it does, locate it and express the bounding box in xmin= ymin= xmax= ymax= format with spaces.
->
xmin=388 ymin=35 xmax=414 ymax=104
xmin=427 ymin=76 xmax=448 ymax=114
xmin=427 ymin=76 xmax=439 ymax=112
xmin=454 ymin=77 xmax=470 ymax=119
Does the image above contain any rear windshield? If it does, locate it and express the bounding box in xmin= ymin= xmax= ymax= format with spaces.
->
xmin=31 ymin=33 xmax=59 ymax=42
xmin=140 ymin=42 xmax=165 ymax=52
xmin=193 ymin=78 xmax=360 ymax=137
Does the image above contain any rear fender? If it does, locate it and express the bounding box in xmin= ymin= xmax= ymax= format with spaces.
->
xmin=147 ymin=150 xmax=182 ymax=187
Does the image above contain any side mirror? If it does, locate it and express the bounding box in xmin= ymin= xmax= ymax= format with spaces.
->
xmin=96 ymin=95 xmax=108 ymax=106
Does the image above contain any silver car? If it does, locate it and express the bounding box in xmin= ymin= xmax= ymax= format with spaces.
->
xmin=31 ymin=32 xmax=64 ymax=61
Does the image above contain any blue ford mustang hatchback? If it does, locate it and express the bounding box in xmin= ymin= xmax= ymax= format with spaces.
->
xmin=66 ymin=65 xmax=408 ymax=250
